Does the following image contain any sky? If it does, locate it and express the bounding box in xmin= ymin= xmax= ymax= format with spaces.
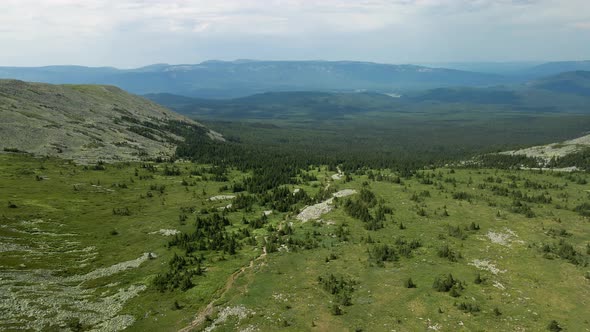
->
xmin=1 ymin=0 xmax=589 ymax=68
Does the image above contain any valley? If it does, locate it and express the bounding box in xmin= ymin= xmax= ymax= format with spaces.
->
xmin=2 ymin=74 xmax=590 ymax=331
xmin=2 ymin=1 xmax=590 ymax=331
xmin=149 ymin=78 xmax=590 ymax=169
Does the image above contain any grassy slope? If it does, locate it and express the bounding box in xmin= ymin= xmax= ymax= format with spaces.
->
xmin=0 ymin=154 xmax=260 ymax=331
xmin=212 ymin=169 xmax=590 ymax=331
xmin=1 ymin=153 xmax=589 ymax=331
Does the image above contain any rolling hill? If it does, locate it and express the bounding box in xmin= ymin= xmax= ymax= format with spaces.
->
xmin=146 ymin=75 xmax=590 ymax=122
xmin=523 ymin=60 xmax=590 ymax=77
xmin=146 ymin=90 xmax=406 ymax=120
xmin=0 ymin=80 xmax=222 ymax=163
xmin=528 ymin=70 xmax=590 ymax=97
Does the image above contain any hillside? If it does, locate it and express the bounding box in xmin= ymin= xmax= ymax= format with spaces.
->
xmin=146 ymin=81 xmax=590 ymax=122
xmin=0 ymin=80 xmax=222 ymax=163
xmin=524 ymin=60 xmax=590 ymax=77
xmin=502 ymin=132 xmax=590 ymax=161
xmin=0 ymin=61 xmax=507 ymax=98
xmin=2 ymin=154 xmax=589 ymax=331
xmin=528 ymin=71 xmax=590 ymax=97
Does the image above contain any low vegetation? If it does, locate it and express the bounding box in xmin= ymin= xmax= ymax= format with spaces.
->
xmin=1 ymin=152 xmax=589 ymax=331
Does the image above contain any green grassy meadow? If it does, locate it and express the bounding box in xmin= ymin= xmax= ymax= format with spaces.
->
xmin=1 ymin=153 xmax=589 ymax=331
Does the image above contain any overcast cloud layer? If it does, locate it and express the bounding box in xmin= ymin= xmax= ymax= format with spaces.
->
xmin=1 ymin=0 xmax=589 ymax=67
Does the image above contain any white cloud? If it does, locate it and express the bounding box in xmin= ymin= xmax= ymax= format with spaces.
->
xmin=0 ymin=0 xmax=588 ymax=66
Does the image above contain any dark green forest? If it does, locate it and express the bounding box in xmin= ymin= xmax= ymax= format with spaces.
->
xmin=152 ymin=85 xmax=590 ymax=177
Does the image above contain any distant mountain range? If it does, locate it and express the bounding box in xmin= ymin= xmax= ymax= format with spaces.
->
xmin=145 ymin=70 xmax=590 ymax=120
xmin=1 ymin=60 xmax=588 ymax=99
xmin=0 ymin=80 xmax=222 ymax=163
xmin=418 ymin=61 xmax=543 ymax=75
xmin=0 ymin=60 xmax=520 ymax=98
xmin=0 ymin=60 xmax=509 ymax=98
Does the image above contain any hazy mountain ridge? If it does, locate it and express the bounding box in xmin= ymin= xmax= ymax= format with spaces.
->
xmin=0 ymin=60 xmax=509 ymax=99
xmin=0 ymin=80 xmax=222 ymax=163
xmin=523 ymin=61 xmax=590 ymax=77
xmin=528 ymin=70 xmax=590 ymax=97
xmin=146 ymin=71 xmax=590 ymax=121
xmin=2 ymin=60 xmax=589 ymax=99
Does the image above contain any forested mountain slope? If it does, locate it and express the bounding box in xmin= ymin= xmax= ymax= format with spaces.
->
xmin=528 ymin=71 xmax=590 ymax=97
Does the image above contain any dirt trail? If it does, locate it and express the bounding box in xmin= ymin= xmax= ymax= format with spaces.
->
xmin=178 ymin=246 xmax=267 ymax=332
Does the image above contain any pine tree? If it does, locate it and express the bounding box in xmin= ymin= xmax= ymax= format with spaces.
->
xmin=180 ymin=275 xmax=194 ymax=291
xmin=547 ymin=320 xmax=562 ymax=332
xmin=474 ymin=272 xmax=483 ymax=284
xmin=404 ymin=277 xmax=417 ymax=288
xmin=331 ymin=304 xmax=343 ymax=316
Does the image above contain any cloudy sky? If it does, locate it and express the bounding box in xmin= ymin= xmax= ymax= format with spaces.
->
xmin=1 ymin=0 xmax=589 ymax=67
